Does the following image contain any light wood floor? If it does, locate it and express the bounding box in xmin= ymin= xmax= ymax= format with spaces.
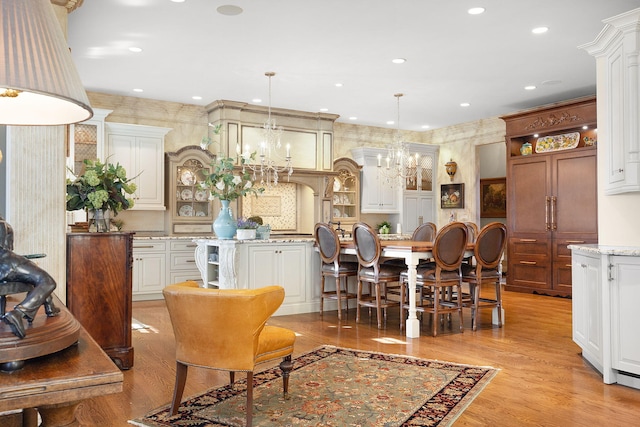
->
xmin=76 ymin=288 xmax=640 ymax=426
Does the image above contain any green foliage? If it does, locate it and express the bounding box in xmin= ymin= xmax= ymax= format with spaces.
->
xmin=200 ymin=155 xmax=264 ymax=201
xmin=66 ymin=159 xmax=137 ymax=215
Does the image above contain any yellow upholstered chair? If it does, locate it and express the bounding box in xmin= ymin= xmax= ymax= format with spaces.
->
xmin=163 ymin=282 xmax=296 ymax=426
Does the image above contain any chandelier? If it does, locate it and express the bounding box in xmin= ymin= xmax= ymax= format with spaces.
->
xmin=242 ymin=72 xmax=293 ymax=186
xmin=377 ymin=93 xmax=419 ymax=187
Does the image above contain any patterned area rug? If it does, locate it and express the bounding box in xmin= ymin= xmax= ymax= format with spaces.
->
xmin=129 ymin=345 xmax=497 ymax=427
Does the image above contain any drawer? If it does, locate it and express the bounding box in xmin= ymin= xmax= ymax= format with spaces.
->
xmin=170 ymin=240 xmax=199 ymax=252
xmin=132 ymin=241 xmax=167 ymax=252
xmin=509 ymin=237 xmax=550 ymax=258
xmin=169 ymin=252 xmax=198 ymax=271
xmin=170 ymin=271 xmax=203 ymax=285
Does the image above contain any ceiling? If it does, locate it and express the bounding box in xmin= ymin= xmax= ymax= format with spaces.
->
xmin=67 ymin=0 xmax=639 ymax=131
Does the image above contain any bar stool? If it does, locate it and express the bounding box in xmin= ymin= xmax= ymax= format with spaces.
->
xmin=314 ymin=223 xmax=358 ymax=320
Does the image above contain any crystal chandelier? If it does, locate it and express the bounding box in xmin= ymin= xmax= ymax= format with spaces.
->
xmin=242 ymin=72 xmax=293 ymax=186
xmin=377 ymin=93 xmax=419 ymax=187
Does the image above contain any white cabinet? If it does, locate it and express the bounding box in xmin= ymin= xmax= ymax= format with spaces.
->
xmin=572 ymin=251 xmax=603 ymax=370
xmin=245 ymin=243 xmax=308 ymax=305
xmin=581 ymin=9 xmax=640 ymax=194
xmin=570 ymin=245 xmax=640 ymax=389
xmin=351 ymin=147 xmax=399 ymax=213
xmin=132 ymin=240 xmax=167 ymax=301
xmin=106 ymin=123 xmax=171 ymax=210
xmin=610 ymin=255 xmax=640 ymax=377
xmin=401 ymin=143 xmax=438 ymax=233
xmin=167 ymin=240 xmax=202 ymax=286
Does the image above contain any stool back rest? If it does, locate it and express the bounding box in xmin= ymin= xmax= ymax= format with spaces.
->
xmin=314 ymin=222 xmax=340 ymax=265
xmin=474 ymin=222 xmax=507 ymax=269
xmin=433 ymin=222 xmax=468 ymax=271
xmin=352 ymin=222 xmax=382 ymax=269
xmin=411 ymin=222 xmax=437 ymax=242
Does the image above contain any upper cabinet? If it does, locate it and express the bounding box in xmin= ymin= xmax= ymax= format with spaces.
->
xmin=331 ymin=157 xmax=361 ymax=231
xmin=400 ymin=143 xmax=439 ymax=233
xmin=165 ymin=146 xmax=218 ymax=234
xmin=580 ymin=9 xmax=640 ymax=195
xmin=67 ymin=109 xmax=112 ymax=177
xmin=351 ymin=147 xmax=400 ymax=214
xmin=106 ymin=123 xmax=172 ymax=211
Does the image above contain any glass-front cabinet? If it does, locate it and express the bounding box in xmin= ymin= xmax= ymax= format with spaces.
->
xmin=331 ymin=158 xmax=361 ymax=232
xmin=165 ymin=146 xmax=217 ymax=234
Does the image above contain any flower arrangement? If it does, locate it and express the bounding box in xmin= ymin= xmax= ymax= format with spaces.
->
xmin=237 ymin=217 xmax=259 ymax=229
xmin=201 ymin=155 xmax=264 ymax=201
xmin=66 ymin=159 xmax=137 ymax=214
xmin=377 ymin=221 xmax=391 ymax=234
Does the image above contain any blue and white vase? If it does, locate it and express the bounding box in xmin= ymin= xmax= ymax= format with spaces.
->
xmin=213 ymin=200 xmax=236 ymax=239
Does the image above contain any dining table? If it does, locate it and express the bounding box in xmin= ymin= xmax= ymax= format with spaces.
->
xmin=340 ymin=239 xmax=474 ymax=338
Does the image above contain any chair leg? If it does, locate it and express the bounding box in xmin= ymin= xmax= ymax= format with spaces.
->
xmin=375 ymin=283 xmax=382 ymax=329
xmin=495 ymin=279 xmax=503 ymax=327
xmin=230 ymin=371 xmax=235 ymax=385
xmin=432 ymin=287 xmax=439 ymax=337
xmin=280 ymin=355 xmax=293 ymax=399
xmin=456 ymin=283 xmax=464 ymax=333
xmin=246 ymin=371 xmax=253 ymax=426
xmin=335 ymin=276 xmax=343 ymax=320
xmin=169 ymin=361 xmax=188 ymax=415
xmin=320 ymin=276 xmax=324 ymax=316
xmin=470 ymin=282 xmax=479 ymax=331
xmin=356 ymin=280 xmax=362 ymax=323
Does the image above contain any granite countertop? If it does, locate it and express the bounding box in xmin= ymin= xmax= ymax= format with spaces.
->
xmin=133 ymin=232 xmax=412 ymax=244
xmin=568 ymin=243 xmax=640 ymax=257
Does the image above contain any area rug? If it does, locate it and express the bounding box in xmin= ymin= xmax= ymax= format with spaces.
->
xmin=129 ymin=345 xmax=497 ymax=427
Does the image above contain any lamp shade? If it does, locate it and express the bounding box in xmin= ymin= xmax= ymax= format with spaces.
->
xmin=0 ymin=0 xmax=93 ymax=125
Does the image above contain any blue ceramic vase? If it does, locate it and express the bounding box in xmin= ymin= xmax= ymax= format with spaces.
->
xmin=213 ymin=200 xmax=237 ymax=239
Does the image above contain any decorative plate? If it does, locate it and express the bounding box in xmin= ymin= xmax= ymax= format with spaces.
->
xmin=180 ymin=189 xmax=193 ymax=200
xmin=333 ymin=207 xmax=341 ymax=218
xmin=341 ymin=194 xmax=350 ymax=204
xmin=333 ymin=195 xmax=340 ymax=204
xmin=535 ymin=132 xmax=580 ymax=153
xmin=195 ymin=210 xmax=206 ymax=217
xmin=333 ymin=179 xmax=341 ymax=192
xmin=180 ymin=169 xmax=196 ymax=185
xmin=178 ymin=205 xmax=194 ymax=217
xmin=195 ymin=189 xmax=208 ymax=201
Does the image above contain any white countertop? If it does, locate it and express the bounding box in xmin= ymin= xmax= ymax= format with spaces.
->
xmin=568 ymin=244 xmax=640 ymax=257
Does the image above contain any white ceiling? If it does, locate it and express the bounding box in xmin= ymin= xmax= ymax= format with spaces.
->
xmin=68 ymin=0 xmax=640 ymax=131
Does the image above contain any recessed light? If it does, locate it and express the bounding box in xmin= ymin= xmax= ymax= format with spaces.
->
xmin=468 ymin=7 xmax=485 ymax=15
xmin=533 ymin=134 xmax=539 ymax=137
xmin=532 ymin=26 xmax=549 ymax=34
xmin=133 ymin=88 xmax=143 ymax=93
xmin=392 ymin=58 xmax=406 ymax=64
xmin=542 ymin=79 xmax=562 ymax=86
xmin=460 ymin=102 xmax=470 ymax=107
xmin=128 ymin=47 xmax=143 ymax=53
xmin=192 ymin=96 xmax=202 ymax=100
xmin=252 ymin=98 xmax=262 ymax=103
xmin=524 ymin=85 xmax=536 ymax=90
xmin=349 ymin=116 xmax=357 ymax=120
xmin=170 ymin=0 xmax=186 ymax=3
xmin=217 ymin=5 xmax=243 ymax=16
xmin=421 ymin=125 xmax=430 ymax=129
xmin=319 ymin=108 xmax=329 ymax=112
xmin=335 ymin=83 xmax=343 ymax=87
xmin=386 ymin=120 xmax=395 ymax=125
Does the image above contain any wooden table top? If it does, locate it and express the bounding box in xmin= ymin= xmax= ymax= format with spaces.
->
xmin=0 ymin=321 xmax=123 ymax=412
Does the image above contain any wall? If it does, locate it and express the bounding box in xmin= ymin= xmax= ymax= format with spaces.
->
xmin=478 ymin=142 xmax=507 ymax=229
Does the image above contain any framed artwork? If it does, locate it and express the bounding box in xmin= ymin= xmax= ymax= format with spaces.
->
xmin=480 ymin=177 xmax=507 ymax=218
xmin=441 ymin=183 xmax=464 ymax=209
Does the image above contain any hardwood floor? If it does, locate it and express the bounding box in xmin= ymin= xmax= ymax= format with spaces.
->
xmin=76 ymin=287 xmax=640 ymax=426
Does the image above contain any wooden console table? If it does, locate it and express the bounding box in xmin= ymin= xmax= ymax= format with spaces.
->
xmin=0 ymin=327 xmax=123 ymax=426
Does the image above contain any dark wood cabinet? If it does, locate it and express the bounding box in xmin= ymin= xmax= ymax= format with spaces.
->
xmin=66 ymin=232 xmax=134 ymax=369
xmin=502 ymin=97 xmax=598 ymax=296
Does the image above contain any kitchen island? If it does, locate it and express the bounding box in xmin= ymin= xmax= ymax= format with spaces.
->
xmin=569 ymin=244 xmax=640 ymax=389
xmin=194 ymin=236 xmax=322 ymax=316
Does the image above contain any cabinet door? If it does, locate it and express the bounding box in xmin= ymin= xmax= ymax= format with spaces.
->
xmin=133 ymin=252 xmax=166 ymax=295
xmin=277 ymin=244 xmax=307 ymax=304
xmin=403 ymin=193 xmax=435 ymax=234
xmin=611 ymin=256 xmax=640 ymax=375
xmin=135 ymin=136 xmax=164 ymax=208
xmin=357 ymin=152 xmax=399 ymax=213
xmin=572 ymin=253 xmax=603 ymax=367
xmin=247 ymin=245 xmax=279 ymax=288
xmin=508 ymin=156 xmax=551 ymax=236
